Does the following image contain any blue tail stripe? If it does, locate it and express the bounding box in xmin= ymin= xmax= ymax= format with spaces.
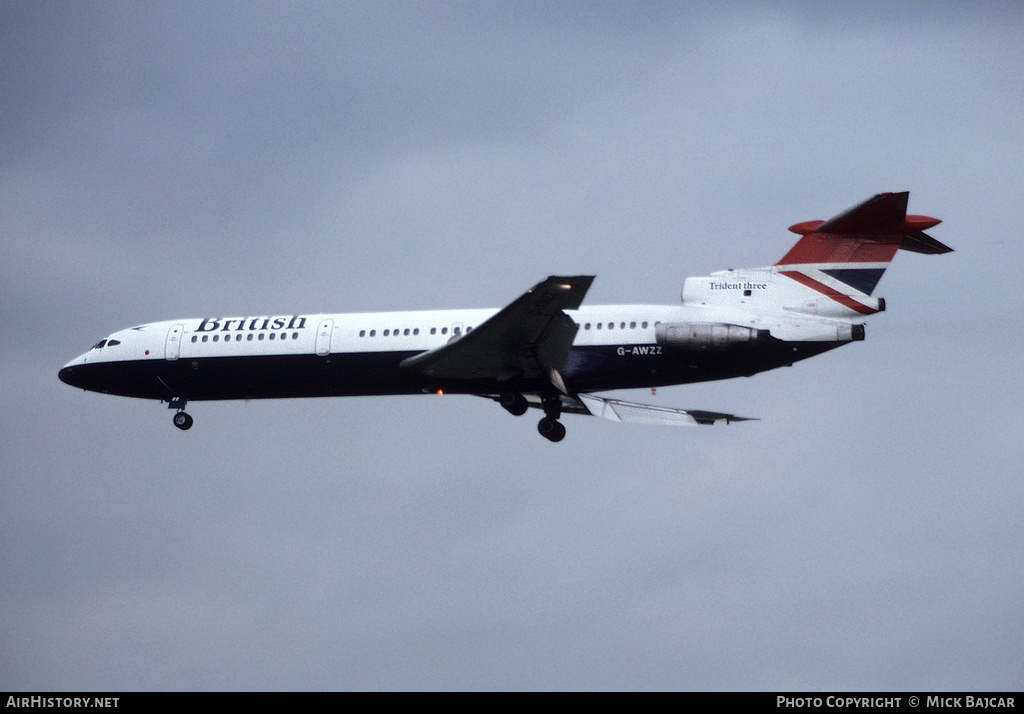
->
xmin=821 ymin=268 xmax=886 ymax=295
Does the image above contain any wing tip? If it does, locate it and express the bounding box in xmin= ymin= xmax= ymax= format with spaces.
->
xmin=686 ymin=410 xmax=759 ymax=425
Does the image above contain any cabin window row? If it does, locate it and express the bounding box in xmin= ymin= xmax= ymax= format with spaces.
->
xmin=356 ymin=322 xmax=649 ymax=338
xmin=583 ymin=321 xmax=648 ymax=330
xmin=190 ymin=332 xmax=300 ymax=343
xmin=358 ymin=326 xmax=474 ymax=338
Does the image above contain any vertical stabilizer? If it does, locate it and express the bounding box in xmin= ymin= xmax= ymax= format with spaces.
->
xmin=774 ymin=192 xmax=948 ymax=314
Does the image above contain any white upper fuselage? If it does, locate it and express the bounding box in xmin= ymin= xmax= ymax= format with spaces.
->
xmin=63 ymin=304 xmax=697 ymax=370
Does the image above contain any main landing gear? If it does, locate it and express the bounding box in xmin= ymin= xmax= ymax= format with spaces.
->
xmin=499 ymin=391 xmax=529 ymax=416
xmin=168 ymin=396 xmax=192 ymax=431
xmin=537 ymin=396 xmax=566 ymax=443
xmin=537 ymin=416 xmax=566 ymax=442
xmin=500 ymin=391 xmax=566 ymax=441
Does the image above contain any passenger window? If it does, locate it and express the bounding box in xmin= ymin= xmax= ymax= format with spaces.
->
xmin=191 ymin=336 xmax=197 ymax=343
xmin=360 ymin=330 xmax=366 ymax=337
xmin=247 ymin=334 xmax=253 ymax=341
xmin=213 ymin=335 xmax=219 ymax=342
xmin=292 ymin=332 xmax=298 ymax=339
xmin=642 ymin=321 xmax=648 ymax=329
xmin=202 ymin=335 xmax=208 ymax=342
xmin=369 ymin=330 xmax=376 ymax=337
xmin=383 ymin=329 xmax=389 ymax=337
xmin=404 ymin=328 xmax=410 ymax=336
xmin=430 ymin=327 xmax=436 ymax=335
xmin=258 ymin=333 xmax=264 ymax=340
xmin=441 ymin=327 xmax=448 ymax=335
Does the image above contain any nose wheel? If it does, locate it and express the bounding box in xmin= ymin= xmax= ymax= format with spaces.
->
xmin=167 ymin=396 xmax=192 ymax=430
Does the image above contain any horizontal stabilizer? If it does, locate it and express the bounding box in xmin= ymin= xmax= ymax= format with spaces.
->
xmin=899 ymin=230 xmax=953 ymax=255
xmin=813 ymin=191 xmax=911 ymax=234
xmin=781 ymin=192 xmax=952 ymax=265
xmin=578 ymin=394 xmax=756 ymax=426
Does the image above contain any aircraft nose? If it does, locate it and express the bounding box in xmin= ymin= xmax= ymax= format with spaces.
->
xmin=59 ymin=364 xmax=78 ymax=387
xmin=59 ymin=355 xmax=88 ymax=388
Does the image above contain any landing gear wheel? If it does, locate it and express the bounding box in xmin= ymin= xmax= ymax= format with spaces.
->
xmin=499 ymin=392 xmax=529 ymax=416
xmin=173 ymin=411 xmax=193 ymax=430
xmin=538 ymin=416 xmax=566 ymax=442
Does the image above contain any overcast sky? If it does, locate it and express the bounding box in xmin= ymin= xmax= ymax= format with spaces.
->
xmin=2 ymin=1 xmax=1022 ymax=691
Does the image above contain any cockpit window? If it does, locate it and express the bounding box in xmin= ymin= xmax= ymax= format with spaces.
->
xmin=92 ymin=340 xmax=107 ymax=349
xmin=107 ymin=339 xmax=121 ymax=346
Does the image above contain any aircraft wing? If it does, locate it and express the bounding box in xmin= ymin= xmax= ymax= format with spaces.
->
xmin=400 ymin=275 xmax=595 ymax=386
xmin=576 ymin=394 xmax=756 ymax=426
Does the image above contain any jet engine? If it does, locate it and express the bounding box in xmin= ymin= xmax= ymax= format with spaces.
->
xmin=655 ymin=322 xmax=769 ymax=350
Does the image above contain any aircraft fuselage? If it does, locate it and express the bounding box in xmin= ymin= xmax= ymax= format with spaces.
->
xmin=58 ymin=305 xmax=834 ymax=403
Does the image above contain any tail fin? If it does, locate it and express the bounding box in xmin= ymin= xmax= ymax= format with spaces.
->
xmin=777 ymin=192 xmax=951 ymax=307
xmin=680 ymin=193 xmax=951 ymax=336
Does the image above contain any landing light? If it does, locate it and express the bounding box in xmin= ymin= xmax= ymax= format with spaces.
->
xmin=436 ymin=389 xmax=444 ymax=396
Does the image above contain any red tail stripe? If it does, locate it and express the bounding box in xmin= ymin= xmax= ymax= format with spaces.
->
xmin=778 ymin=270 xmax=881 ymax=315
xmin=777 ymin=234 xmax=901 ymax=266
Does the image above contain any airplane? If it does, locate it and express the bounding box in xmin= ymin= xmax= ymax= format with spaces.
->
xmin=59 ymin=192 xmax=951 ymax=442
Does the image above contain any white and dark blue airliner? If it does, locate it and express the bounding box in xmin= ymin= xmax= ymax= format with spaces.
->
xmin=59 ymin=192 xmax=950 ymax=441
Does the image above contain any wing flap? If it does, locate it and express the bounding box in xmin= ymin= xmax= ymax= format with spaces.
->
xmin=577 ymin=394 xmax=756 ymax=426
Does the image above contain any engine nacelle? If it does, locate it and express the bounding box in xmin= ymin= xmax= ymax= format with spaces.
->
xmin=770 ymin=319 xmax=865 ymax=343
xmin=656 ymin=322 xmax=770 ymax=350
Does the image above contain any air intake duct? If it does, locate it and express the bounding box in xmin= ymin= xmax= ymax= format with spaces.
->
xmin=656 ymin=322 xmax=770 ymax=350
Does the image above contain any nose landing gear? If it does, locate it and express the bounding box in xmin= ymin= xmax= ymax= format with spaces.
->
xmin=168 ymin=395 xmax=192 ymax=430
